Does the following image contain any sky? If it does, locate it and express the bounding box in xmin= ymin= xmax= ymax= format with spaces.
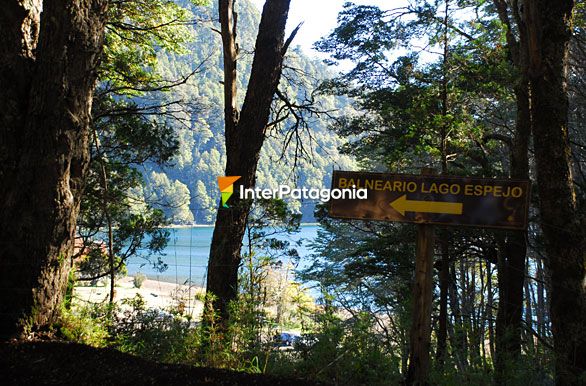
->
xmin=249 ymin=0 xmax=394 ymax=58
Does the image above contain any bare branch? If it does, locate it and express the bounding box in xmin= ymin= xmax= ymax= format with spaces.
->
xmin=282 ymin=22 xmax=303 ymax=55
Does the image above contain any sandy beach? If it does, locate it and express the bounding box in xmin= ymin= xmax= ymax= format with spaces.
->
xmin=74 ymin=276 xmax=205 ymax=318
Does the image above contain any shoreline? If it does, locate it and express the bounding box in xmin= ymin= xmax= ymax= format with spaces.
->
xmin=74 ymin=276 xmax=205 ymax=316
xmin=163 ymin=222 xmax=320 ymax=229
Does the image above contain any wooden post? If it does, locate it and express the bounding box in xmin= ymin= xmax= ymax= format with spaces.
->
xmin=406 ymin=168 xmax=436 ymax=385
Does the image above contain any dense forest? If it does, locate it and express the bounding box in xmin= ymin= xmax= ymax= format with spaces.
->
xmin=0 ymin=0 xmax=585 ymax=385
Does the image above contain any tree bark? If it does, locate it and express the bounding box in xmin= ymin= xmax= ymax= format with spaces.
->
xmin=496 ymin=221 xmax=527 ymax=374
xmin=436 ymin=3 xmax=450 ymax=367
xmin=495 ymin=233 xmax=526 ymax=378
xmin=536 ymin=257 xmax=546 ymax=340
xmin=486 ymin=261 xmax=495 ymax=363
xmin=492 ymin=0 xmax=530 ymax=377
xmin=0 ymin=0 xmax=108 ymax=337
xmin=435 ymin=239 xmax=449 ymax=366
xmin=206 ymin=0 xmax=292 ymax=321
xmin=524 ymin=1 xmax=586 ymax=383
xmin=524 ymin=260 xmax=534 ymax=354
xmin=448 ymin=260 xmax=467 ymax=371
xmin=406 ymin=223 xmax=435 ymax=386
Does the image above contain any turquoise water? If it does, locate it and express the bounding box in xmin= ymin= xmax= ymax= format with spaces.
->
xmin=126 ymin=225 xmax=319 ymax=287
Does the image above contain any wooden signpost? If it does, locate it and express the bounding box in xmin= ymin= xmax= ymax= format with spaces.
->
xmin=328 ymin=170 xmax=531 ymax=385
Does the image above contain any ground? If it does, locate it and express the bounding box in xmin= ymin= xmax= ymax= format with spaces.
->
xmin=0 ymin=341 xmax=323 ymax=385
xmin=74 ymin=276 xmax=205 ymax=317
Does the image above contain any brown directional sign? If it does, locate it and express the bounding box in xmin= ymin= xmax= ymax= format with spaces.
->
xmin=329 ymin=170 xmax=530 ymax=230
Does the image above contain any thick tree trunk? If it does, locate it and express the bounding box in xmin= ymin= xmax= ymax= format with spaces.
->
xmin=525 ymin=1 xmax=586 ymax=383
xmin=494 ymin=147 xmax=529 ymax=374
xmin=206 ymin=0 xmax=292 ymax=321
xmin=492 ymin=1 xmax=531 ymax=377
xmin=496 ymin=233 xmax=526 ymax=378
xmin=0 ymin=0 xmax=107 ymax=337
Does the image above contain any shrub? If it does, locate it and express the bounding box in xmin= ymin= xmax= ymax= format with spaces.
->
xmin=267 ymin=310 xmax=402 ymax=385
xmin=59 ymin=302 xmax=113 ymax=347
xmin=111 ymin=294 xmax=195 ymax=363
xmin=133 ymin=273 xmax=147 ymax=288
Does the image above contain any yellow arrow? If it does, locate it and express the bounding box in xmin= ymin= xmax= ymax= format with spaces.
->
xmin=390 ymin=195 xmax=463 ymax=216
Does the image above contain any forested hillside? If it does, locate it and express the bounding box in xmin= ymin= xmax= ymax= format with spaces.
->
xmin=139 ymin=0 xmax=354 ymax=224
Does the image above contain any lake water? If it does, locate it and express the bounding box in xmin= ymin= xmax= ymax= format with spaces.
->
xmin=126 ymin=225 xmax=320 ymax=287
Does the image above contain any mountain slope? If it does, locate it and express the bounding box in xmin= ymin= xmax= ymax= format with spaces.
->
xmin=142 ymin=0 xmax=355 ymax=224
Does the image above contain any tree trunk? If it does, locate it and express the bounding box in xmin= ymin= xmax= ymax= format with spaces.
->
xmin=462 ymin=259 xmax=472 ymax=366
xmin=458 ymin=257 xmax=470 ymax=366
xmin=436 ymin=3 xmax=450 ymax=367
xmin=435 ymin=239 xmax=449 ymax=367
xmin=206 ymin=0 xmax=292 ymax=321
xmin=486 ymin=261 xmax=495 ymax=363
xmin=0 ymin=0 xmax=108 ymax=337
xmin=524 ymin=1 xmax=586 ymax=383
xmin=524 ymin=260 xmax=534 ymax=354
xmin=536 ymin=257 xmax=546 ymax=340
xmin=496 ymin=230 xmax=527 ymax=374
xmin=448 ymin=260 xmax=467 ymax=371
xmin=406 ymin=223 xmax=435 ymax=386
xmin=476 ymin=258 xmax=486 ymax=369
xmin=492 ymin=0 xmax=531 ymax=377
